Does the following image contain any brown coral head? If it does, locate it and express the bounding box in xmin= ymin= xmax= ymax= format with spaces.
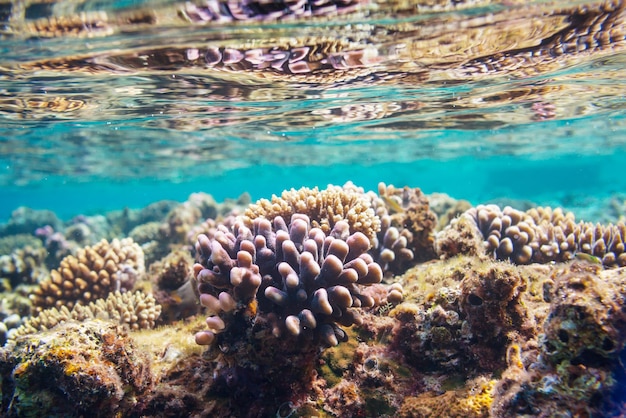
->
xmin=30 ymin=238 xmax=145 ymax=313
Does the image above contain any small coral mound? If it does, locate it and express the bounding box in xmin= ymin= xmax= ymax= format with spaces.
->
xmin=150 ymin=249 xmax=198 ymax=322
xmin=159 ymin=193 xmax=216 ymax=242
xmin=11 ymin=290 xmax=161 ymax=340
xmin=243 ymin=182 xmax=381 ymax=243
xmin=373 ymin=183 xmax=438 ymax=275
xmin=0 ymin=206 xmax=62 ymax=236
xmin=0 ymin=245 xmax=48 ymax=287
xmin=193 ymin=214 xmax=383 ymax=347
xmin=436 ymin=204 xmax=626 ymax=267
xmin=0 ymin=233 xmax=43 ymax=257
xmin=30 ymin=238 xmax=145 ymax=313
xmin=0 ymin=321 xmax=153 ymax=417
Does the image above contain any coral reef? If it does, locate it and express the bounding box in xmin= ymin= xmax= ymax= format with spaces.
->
xmin=2 ymin=188 xmax=626 ymax=417
xmin=243 ymin=182 xmax=381 ymax=243
xmin=427 ymin=193 xmax=473 ymax=231
xmin=0 ymin=293 xmax=31 ymax=345
xmin=436 ymin=204 xmax=626 ymax=267
xmin=126 ymin=193 xmax=249 ymax=267
xmin=30 ymin=238 xmax=145 ymax=313
xmin=105 ymin=200 xmax=180 ymax=236
xmin=10 ymin=290 xmax=161 ymax=340
xmin=0 ymin=245 xmax=48 ymax=288
xmin=64 ymin=214 xmax=112 ymax=245
xmin=160 ymin=192 xmax=242 ymax=244
xmin=0 ymin=207 xmax=62 ymax=236
xmin=34 ymin=225 xmax=75 ymax=267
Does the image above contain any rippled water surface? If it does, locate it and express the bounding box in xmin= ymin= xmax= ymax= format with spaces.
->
xmin=1 ymin=0 xmax=626 ymax=217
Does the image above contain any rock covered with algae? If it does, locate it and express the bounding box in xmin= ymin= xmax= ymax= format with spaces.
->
xmin=0 ymin=321 xmax=154 ymax=417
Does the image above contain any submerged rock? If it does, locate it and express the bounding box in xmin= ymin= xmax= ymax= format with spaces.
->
xmin=0 ymin=320 xmax=153 ymax=417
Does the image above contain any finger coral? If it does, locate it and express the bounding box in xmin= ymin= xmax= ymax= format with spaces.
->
xmin=436 ymin=204 xmax=626 ymax=267
xmin=30 ymin=238 xmax=145 ymax=313
xmin=242 ymin=182 xmax=381 ymax=243
xmin=11 ymin=290 xmax=161 ymax=340
xmin=193 ymin=214 xmax=383 ymax=347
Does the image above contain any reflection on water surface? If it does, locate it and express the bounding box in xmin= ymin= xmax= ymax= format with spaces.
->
xmin=0 ymin=0 xmax=626 ymax=185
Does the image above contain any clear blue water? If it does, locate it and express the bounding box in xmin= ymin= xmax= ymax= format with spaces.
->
xmin=1 ymin=151 xmax=624 ymax=220
xmin=1 ymin=0 xmax=626 ymax=221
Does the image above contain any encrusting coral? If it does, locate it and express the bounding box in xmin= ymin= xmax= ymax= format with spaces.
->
xmin=30 ymin=238 xmax=145 ymax=313
xmin=10 ymin=290 xmax=161 ymax=340
xmin=391 ymin=256 xmax=537 ymax=374
xmin=492 ymin=262 xmax=626 ymax=417
xmin=436 ymin=204 xmax=626 ymax=267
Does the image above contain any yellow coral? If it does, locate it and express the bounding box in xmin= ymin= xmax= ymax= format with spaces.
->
xmin=399 ymin=377 xmax=495 ymax=418
xmin=243 ymin=182 xmax=380 ymax=242
xmin=461 ymin=379 xmax=496 ymax=415
xmin=12 ymin=290 xmax=161 ymax=340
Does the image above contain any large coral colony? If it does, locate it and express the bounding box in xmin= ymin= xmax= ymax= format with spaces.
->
xmin=0 ymin=183 xmax=625 ymax=417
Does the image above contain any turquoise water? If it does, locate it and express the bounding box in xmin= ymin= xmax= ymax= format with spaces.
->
xmin=1 ymin=0 xmax=626 ymax=218
xmin=1 ymin=151 xmax=625 ymax=220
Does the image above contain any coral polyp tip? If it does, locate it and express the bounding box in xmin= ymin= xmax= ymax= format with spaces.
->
xmin=195 ymin=330 xmax=216 ymax=345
